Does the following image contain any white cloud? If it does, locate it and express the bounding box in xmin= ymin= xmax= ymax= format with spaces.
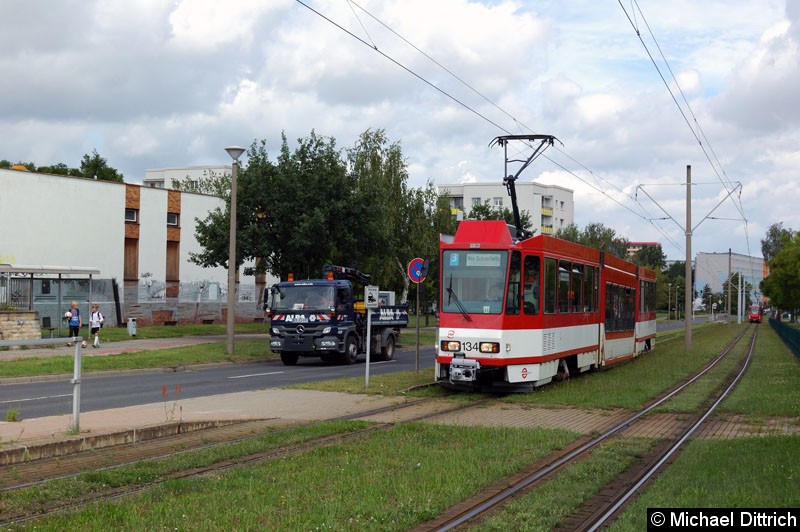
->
xmin=0 ymin=0 xmax=796 ymax=260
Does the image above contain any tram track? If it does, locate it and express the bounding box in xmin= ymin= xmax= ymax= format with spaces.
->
xmin=0 ymin=395 xmax=489 ymax=527
xmin=412 ymin=325 xmax=757 ymax=531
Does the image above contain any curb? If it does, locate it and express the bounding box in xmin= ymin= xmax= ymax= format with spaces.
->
xmin=0 ymin=419 xmax=249 ymax=466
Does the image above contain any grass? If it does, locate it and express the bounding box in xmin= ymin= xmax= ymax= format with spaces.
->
xmin=610 ymin=436 xmax=800 ymax=531
xmin=0 ymin=339 xmax=274 ymax=378
xmin=4 ymin=422 xmax=578 ymax=530
xmin=474 ymin=437 xmax=656 ymax=531
xmin=498 ymin=323 xmax=748 ymax=410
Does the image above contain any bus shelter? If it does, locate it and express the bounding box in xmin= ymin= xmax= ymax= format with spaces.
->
xmin=0 ymin=264 xmax=101 ymax=337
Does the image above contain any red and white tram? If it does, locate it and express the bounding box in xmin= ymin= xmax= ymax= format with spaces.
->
xmin=436 ymin=220 xmax=657 ymax=391
xmin=435 ymin=134 xmax=657 ymax=392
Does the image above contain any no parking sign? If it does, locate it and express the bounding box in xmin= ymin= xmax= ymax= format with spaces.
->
xmin=407 ymin=257 xmax=428 ymax=284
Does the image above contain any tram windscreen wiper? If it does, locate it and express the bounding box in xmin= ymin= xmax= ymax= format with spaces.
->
xmin=446 ymin=275 xmax=472 ymax=322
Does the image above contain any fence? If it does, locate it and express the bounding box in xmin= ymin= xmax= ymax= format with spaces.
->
xmin=769 ymin=317 xmax=800 ymax=358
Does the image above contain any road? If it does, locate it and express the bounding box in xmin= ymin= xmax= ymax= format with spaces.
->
xmin=0 ymin=346 xmax=437 ymax=419
xmin=2 ymin=318 xmax=706 ymax=419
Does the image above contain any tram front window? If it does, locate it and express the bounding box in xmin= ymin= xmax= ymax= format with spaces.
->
xmin=442 ymin=250 xmax=508 ymax=314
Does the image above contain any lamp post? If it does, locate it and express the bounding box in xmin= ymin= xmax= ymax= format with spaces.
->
xmin=225 ymin=145 xmax=245 ymax=356
xmin=668 ymin=283 xmax=672 ymax=320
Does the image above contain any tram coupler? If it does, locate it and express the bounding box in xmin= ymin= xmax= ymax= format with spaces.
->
xmin=449 ymin=356 xmax=481 ymax=383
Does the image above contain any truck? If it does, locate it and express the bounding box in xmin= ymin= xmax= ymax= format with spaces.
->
xmin=264 ymin=265 xmax=409 ymax=366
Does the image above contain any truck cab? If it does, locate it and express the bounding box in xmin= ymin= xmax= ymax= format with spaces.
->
xmin=265 ymin=265 xmax=408 ymax=366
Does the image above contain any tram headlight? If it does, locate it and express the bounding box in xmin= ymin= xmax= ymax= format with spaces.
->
xmin=479 ymin=342 xmax=500 ymax=353
xmin=440 ymin=340 xmax=461 ymax=352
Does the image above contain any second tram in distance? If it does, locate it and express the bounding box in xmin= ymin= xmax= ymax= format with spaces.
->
xmin=436 ymin=219 xmax=657 ymax=392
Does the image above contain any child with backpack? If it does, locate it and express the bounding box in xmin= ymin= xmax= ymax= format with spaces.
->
xmin=89 ymin=303 xmax=105 ymax=348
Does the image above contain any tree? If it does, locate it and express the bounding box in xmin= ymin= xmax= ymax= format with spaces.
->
xmin=761 ymin=233 xmax=800 ymax=312
xmin=191 ymin=131 xmax=381 ymax=281
xmin=555 ymin=222 xmax=629 ymax=259
xmin=632 ymin=244 xmax=667 ymax=270
xmin=761 ymin=222 xmax=794 ymax=264
xmin=467 ymin=200 xmax=533 ymax=232
xmin=171 ymin=170 xmax=230 ymax=198
xmin=80 ymin=150 xmax=124 ymax=182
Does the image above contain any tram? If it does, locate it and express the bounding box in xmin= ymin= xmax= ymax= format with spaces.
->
xmin=435 ymin=135 xmax=657 ymax=392
xmin=748 ymin=304 xmax=762 ymax=324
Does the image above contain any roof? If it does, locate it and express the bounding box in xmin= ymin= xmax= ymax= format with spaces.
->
xmin=0 ymin=264 xmax=101 ymax=276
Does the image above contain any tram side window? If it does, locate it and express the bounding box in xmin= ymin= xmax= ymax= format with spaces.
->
xmin=523 ymin=255 xmax=540 ymax=315
xmin=605 ymin=283 xmax=635 ymax=331
xmin=544 ymin=257 xmax=557 ymax=314
xmin=506 ymin=251 xmax=521 ymax=315
xmin=583 ymin=266 xmax=595 ymax=312
xmin=559 ymin=260 xmax=571 ymax=313
xmin=571 ymin=264 xmax=584 ymax=313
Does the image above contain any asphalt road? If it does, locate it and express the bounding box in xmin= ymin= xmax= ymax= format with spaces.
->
xmin=2 ymin=318 xmax=710 ymax=419
xmin=1 ymin=346 xmax=438 ymax=419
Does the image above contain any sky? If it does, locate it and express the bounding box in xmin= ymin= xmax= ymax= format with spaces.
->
xmin=2 ymin=0 xmax=797 ymax=261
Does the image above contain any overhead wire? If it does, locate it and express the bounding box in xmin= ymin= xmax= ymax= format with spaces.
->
xmin=621 ymin=0 xmax=756 ymax=274
xmin=299 ymin=0 xmax=700 ymax=254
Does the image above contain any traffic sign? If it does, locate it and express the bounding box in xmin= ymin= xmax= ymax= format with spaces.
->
xmin=365 ymin=285 xmax=380 ymax=309
xmin=408 ymin=257 xmax=427 ymax=284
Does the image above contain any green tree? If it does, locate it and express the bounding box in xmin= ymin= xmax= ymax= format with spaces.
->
xmin=761 ymin=222 xmax=794 ymax=264
xmin=632 ymin=244 xmax=667 ymax=270
xmin=760 ymin=233 xmax=800 ymax=312
xmin=467 ymin=200 xmax=532 ymax=232
xmin=555 ymin=222 xmax=629 ymax=259
xmin=80 ymin=150 xmax=124 ymax=182
xmin=171 ymin=170 xmax=230 ymax=198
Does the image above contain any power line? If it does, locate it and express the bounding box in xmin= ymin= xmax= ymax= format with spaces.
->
xmin=299 ymin=0 xmax=689 ymax=253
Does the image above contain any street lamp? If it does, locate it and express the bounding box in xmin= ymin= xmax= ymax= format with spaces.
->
xmin=225 ymin=145 xmax=245 ymax=356
xmin=668 ymin=283 xmax=672 ymax=320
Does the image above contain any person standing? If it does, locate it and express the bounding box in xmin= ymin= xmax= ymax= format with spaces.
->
xmin=66 ymin=301 xmax=81 ymax=344
xmin=89 ymin=303 xmax=104 ymax=348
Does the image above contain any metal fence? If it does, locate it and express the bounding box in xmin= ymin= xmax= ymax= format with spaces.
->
xmin=769 ymin=317 xmax=800 ymax=358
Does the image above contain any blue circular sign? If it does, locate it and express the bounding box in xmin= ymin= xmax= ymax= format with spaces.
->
xmin=408 ymin=257 xmax=425 ymax=283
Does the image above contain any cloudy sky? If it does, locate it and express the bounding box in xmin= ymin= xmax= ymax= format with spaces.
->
xmin=2 ymin=0 xmax=797 ymax=261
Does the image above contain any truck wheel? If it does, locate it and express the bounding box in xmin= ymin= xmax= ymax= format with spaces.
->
xmin=280 ymin=353 xmax=299 ymax=366
xmin=342 ymin=335 xmax=359 ymax=365
xmin=380 ymin=335 xmax=395 ymax=361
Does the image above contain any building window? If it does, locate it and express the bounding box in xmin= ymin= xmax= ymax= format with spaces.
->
xmin=493 ymin=197 xmax=503 ymax=207
xmin=125 ymin=208 xmax=138 ymax=223
xmin=471 ymin=197 xmax=482 ymax=207
xmin=451 ymin=197 xmax=464 ymax=209
xmin=167 ymin=213 xmax=179 ymax=226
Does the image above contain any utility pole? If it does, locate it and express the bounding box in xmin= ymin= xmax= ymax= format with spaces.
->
xmin=727 ymin=248 xmax=732 ymax=318
xmin=685 ymin=165 xmax=692 ymax=351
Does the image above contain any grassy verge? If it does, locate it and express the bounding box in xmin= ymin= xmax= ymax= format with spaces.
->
xmin=0 ymin=339 xmax=274 ymax=378
xmin=610 ymin=435 xmax=800 ymax=531
xmin=499 ymin=323 xmax=748 ymax=410
xmin=5 ymin=423 xmax=577 ymax=530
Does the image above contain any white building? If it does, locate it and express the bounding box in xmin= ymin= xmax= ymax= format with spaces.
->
xmin=695 ymin=251 xmax=767 ymax=301
xmin=0 ymin=167 xmax=272 ymax=327
xmin=438 ymin=181 xmax=574 ymax=235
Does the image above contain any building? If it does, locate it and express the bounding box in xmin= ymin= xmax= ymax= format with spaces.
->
xmin=0 ymin=167 xmax=273 ymax=327
xmin=142 ymin=165 xmax=231 ymax=189
xmin=437 ymin=181 xmax=574 ymax=235
xmin=695 ymin=251 xmax=768 ymax=301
